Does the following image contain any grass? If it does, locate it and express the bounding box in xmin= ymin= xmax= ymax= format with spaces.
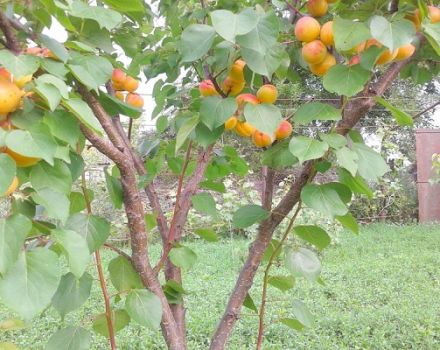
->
xmin=1 ymin=224 xmax=440 ymax=349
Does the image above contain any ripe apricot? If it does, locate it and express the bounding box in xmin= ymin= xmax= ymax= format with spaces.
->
xmin=364 ymin=39 xmax=397 ymax=65
xmin=222 ymin=77 xmax=245 ymax=96
xmin=112 ymin=81 xmax=124 ymax=91
xmin=320 ymin=21 xmax=334 ymax=46
xmin=25 ymin=47 xmax=43 ymax=56
xmin=428 ymin=6 xmax=440 ymax=23
xmin=115 ymin=91 xmax=125 ymax=101
xmin=13 ymin=75 xmax=32 ymax=88
xmin=394 ymin=44 xmax=416 ymax=61
xmin=0 ymin=68 xmax=11 ymax=81
xmin=275 ymin=120 xmax=293 ymax=140
xmin=235 ymin=121 xmax=256 ymax=137
xmin=294 ymin=16 xmax=321 ymax=43
xmin=349 ymin=55 xmax=361 ymax=66
xmin=229 ymin=59 xmax=246 ymax=81
xmin=3 ymin=176 xmax=18 ymax=197
xmin=252 ymin=130 xmax=273 ymax=148
xmin=112 ymin=68 xmax=126 ymax=84
xmin=309 ymin=53 xmax=336 ymax=76
xmin=306 ymin=0 xmax=328 ymax=17
xmin=4 ymin=148 xmax=40 ymax=167
xmin=302 ymin=40 xmax=328 ymax=65
xmin=199 ymin=80 xmax=218 ymax=97
xmin=256 ymin=84 xmax=278 ymax=104
xmin=0 ymin=78 xmax=24 ymax=114
xmin=236 ymin=93 xmax=259 ymax=108
xmin=122 ymin=76 xmax=139 ymax=92
xmin=224 ymin=116 xmax=238 ymax=130
xmin=125 ymin=93 xmax=144 ymax=108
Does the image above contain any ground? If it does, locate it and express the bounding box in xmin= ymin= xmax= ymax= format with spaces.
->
xmin=1 ymin=224 xmax=439 ymax=349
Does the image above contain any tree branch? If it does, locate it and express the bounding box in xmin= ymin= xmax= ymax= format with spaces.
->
xmin=389 ymin=0 xmax=398 ymax=13
xmin=0 ymin=11 xmax=21 ymax=54
xmin=209 ymin=58 xmax=413 ymax=350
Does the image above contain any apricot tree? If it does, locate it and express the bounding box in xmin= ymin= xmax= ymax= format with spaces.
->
xmin=0 ymin=0 xmax=439 ymax=349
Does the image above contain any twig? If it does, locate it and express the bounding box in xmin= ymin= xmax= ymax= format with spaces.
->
xmin=0 ymin=11 xmax=21 ymax=54
xmin=103 ymin=243 xmax=133 ymax=263
xmin=204 ymin=64 xmax=227 ymax=98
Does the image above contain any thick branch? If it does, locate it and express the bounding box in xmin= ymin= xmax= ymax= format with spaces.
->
xmin=0 ymin=11 xmax=21 ymax=54
xmin=210 ymin=58 xmax=412 ymax=350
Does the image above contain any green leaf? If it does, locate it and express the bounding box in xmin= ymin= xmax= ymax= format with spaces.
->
xmin=262 ymin=239 xmax=281 ymax=263
xmin=31 ymin=188 xmax=70 ymax=224
xmin=52 ymin=229 xmax=90 ymax=278
xmin=285 ymin=247 xmax=321 ymax=282
xmin=191 ymin=193 xmax=217 ymax=218
xmin=65 ymin=213 xmax=111 ymax=253
xmin=70 ymin=1 xmax=122 ymax=30
xmin=293 ymin=225 xmax=331 ymax=250
xmin=262 ymin=140 xmax=298 ymax=169
xmin=108 ymin=256 xmax=143 ymax=292
xmin=333 ymin=17 xmax=371 ymax=52
xmin=292 ymin=299 xmax=314 ymax=327
xmin=289 ymin=136 xmax=329 ymax=164
xmin=423 ymin=22 xmax=440 ymax=56
xmin=280 ymin=318 xmax=305 ymax=331
xmin=179 ymin=24 xmax=216 ymax=62
xmin=34 ymin=83 xmax=62 ymax=111
xmin=243 ymin=293 xmax=258 ymax=313
xmin=338 ymin=168 xmax=373 ymax=198
xmin=200 ymin=180 xmax=226 ymax=193
xmin=241 ymin=43 xmax=287 ymax=78
xmin=294 ymin=103 xmax=341 ymax=125
xmin=370 ymin=16 xmax=416 ymax=51
xmin=45 ymin=326 xmax=91 ymax=350
xmin=0 ymin=248 xmax=60 ymax=320
xmin=169 ymin=246 xmax=197 ymax=270
xmin=200 ymin=96 xmax=237 ymax=130
xmin=52 ymin=272 xmax=93 ymax=318
xmin=360 ymin=46 xmax=386 ymax=71
xmin=0 ymin=214 xmax=32 ymax=274
xmin=102 ymin=0 xmax=145 ymax=13
xmin=68 ymin=55 xmax=113 ymax=91
xmin=99 ymin=93 xmax=143 ymax=119
xmin=210 ymin=8 xmax=258 ymax=43
xmin=352 ymin=143 xmax=389 ymax=181
xmin=301 ymin=184 xmax=348 ymax=217
xmin=125 ymin=289 xmax=162 ymax=330
xmin=44 ymin=110 xmax=80 ymax=149
xmin=336 ymin=212 xmax=359 ymax=234
xmin=93 ymin=309 xmax=130 ymax=338
xmin=267 ymin=275 xmax=295 ymax=292
xmin=323 ymin=64 xmax=370 ymax=97
xmin=163 ymin=280 xmax=186 ymax=305
xmin=232 ymin=204 xmax=269 ymax=228
xmin=30 ymin=160 xmax=72 ymax=195
xmin=244 ymin=103 xmax=282 ymax=135
xmin=194 ymin=228 xmax=219 ymax=242
xmin=0 ymin=154 xmax=16 ymax=196
xmin=375 ymin=97 xmax=414 ymax=126
xmin=335 ymin=147 xmax=358 ymax=176
xmin=176 ymin=115 xmax=199 ymax=152
xmin=40 ymin=35 xmax=69 ymax=63
xmin=62 ymin=98 xmax=104 ymax=135
xmin=37 ymin=74 xmax=69 ymax=99
xmin=0 ymin=50 xmax=40 ymax=77
xmin=319 ymin=133 xmax=347 ymax=149
xmin=104 ymin=169 xmax=123 ymax=209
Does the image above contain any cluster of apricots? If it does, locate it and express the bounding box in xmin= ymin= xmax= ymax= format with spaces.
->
xmin=406 ymin=5 xmax=440 ymax=31
xmin=199 ymin=60 xmax=293 ymax=148
xmin=111 ymin=69 xmax=144 ymax=109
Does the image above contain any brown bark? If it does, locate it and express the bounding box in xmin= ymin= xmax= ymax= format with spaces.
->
xmin=210 ymin=59 xmax=412 ymax=350
xmin=0 ymin=12 xmax=21 ymax=54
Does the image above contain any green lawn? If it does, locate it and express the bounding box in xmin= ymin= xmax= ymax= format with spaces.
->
xmin=1 ymin=224 xmax=440 ymax=349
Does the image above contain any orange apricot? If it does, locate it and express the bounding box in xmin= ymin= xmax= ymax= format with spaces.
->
xmin=294 ymin=16 xmax=321 ymax=43
xmin=302 ymin=40 xmax=328 ymax=65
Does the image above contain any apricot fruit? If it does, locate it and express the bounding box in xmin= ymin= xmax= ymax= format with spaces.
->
xmin=13 ymin=75 xmax=33 ymax=88
xmin=394 ymin=44 xmax=416 ymax=61
xmin=306 ymin=0 xmax=328 ymax=17
xmin=236 ymin=93 xmax=259 ymax=108
xmin=294 ymin=16 xmax=321 ymax=43
xmin=125 ymin=93 xmax=144 ymax=108
xmin=222 ymin=77 xmax=245 ymax=96
xmin=428 ymin=6 xmax=440 ymax=23
xmin=229 ymin=59 xmax=246 ymax=81
xmin=349 ymin=55 xmax=361 ymax=66
xmin=199 ymin=80 xmax=218 ymax=97
xmin=235 ymin=121 xmax=256 ymax=137
xmin=3 ymin=176 xmax=18 ymax=197
xmin=0 ymin=78 xmax=24 ymax=114
xmin=309 ymin=53 xmax=336 ymax=76
xmin=224 ymin=116 xmax=238 ymax=130
xmin=4 ymin=148 xmax=41 ymax=167
xmin=302 ymin=40 xmax=328 ymax=65
xmin=25 ymin=47 xmax=43 ymax=56
xmin=112 ymin=69 xmax=126 ymax=84
xmin=320 ymin=21 xmax=334 ymax=46
xmin=256 ymin=84 xmax=278 ymax=104
xmin=275 ymin=120 xmax=293 ymax=140
xmin=0 ymin=68 xmax=11 ymax=81
xmin=122 ymin=76 xmax=139 ymax=92
xmin=115 ymin=91 xmax=124 ymax=101
xmin=252 ymin=130 xmax=273 ymax=148
xmin=364 ymin=39 xmax=397 ymax=65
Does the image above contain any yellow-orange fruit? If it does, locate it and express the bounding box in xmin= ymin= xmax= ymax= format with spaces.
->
xmin=306 ymin=0 xmax=328 ymax=17
xmin=405 ymin=11 xmax=421 ymax=31
xmin=229 ymin=59 xmax=246 ymax=81
xmin=365 ymin=39 xmax=397 ymax=65
xmin=252 ymin=130 xmax=273 ymax=148
xmin=199 ymin=80 xmax=219 ymax=97
xmin=235 ymin=121 xmax=256 ymax=137
xmin=125 ymin=93 xmax=144 ymax=108
xmin=112 ymin=81 xmax=125 ymax=91
xmin=112 ymin=69 xmax=126 ymax=84
xmin=0 ymin=68 xmax=11 ymax=81
xmin=25 ymin=47 xmax=42 ymax=56
xmin=122 ymin=76 xmax=139 ymax=92
xmin=236 ymin=93 xmax=260 ymax=108
xmin=355 ymin=41 xmax=367 ymax=54
xmin=3 ymin=176 xmax=18 ymax=197
xmin=224 ymin=116 xmax=238 ymax=130
xmin=302 ymin=40 xmax=328 ymax=64
xmin=275 ymin=120 xmax=293 ymax=140
xmin=13 ymin=75 xmax=32 ymax=88
xmin=41 ymin=48 xmax=56 ymax=59
xmin=115 ymin=91 xmax=124 ymax=101
xmin=326 ymin=0 xmax=336 ymax=3
xmin=0 ymin=78 xmax=25 ymax=114
xmin=320 ymin=21 xmax=334 ymax=46
xmin=222 ymin=77 xmax=245 ymax=96
xmin=256 ymin=84 xmax=278 ymax=104
xmin=309 ymin=54 xmax=336 ymax=76
xmin=349 ymin=55 xmax=361 ymax=66
xmin=394 ymin=44 xmax=416 ymax=61
xmin=4 ymin=148 xmax=40 ymax=167
xmin=428 ymin=6 xmax=440 ymax=23
xmin=294 ymin=16 xmax=321 ymax=43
